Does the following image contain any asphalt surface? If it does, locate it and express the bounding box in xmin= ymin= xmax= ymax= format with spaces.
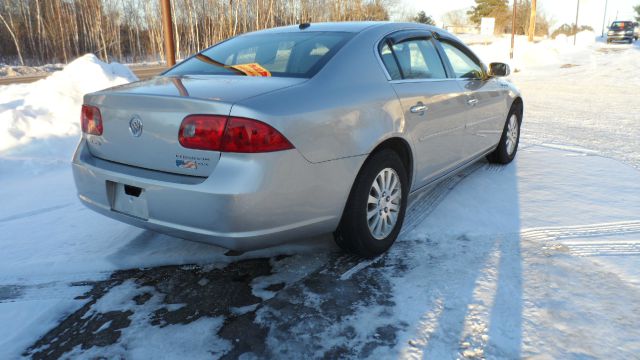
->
xmin=0 ymin=65 xmax=167 ymax=85
xmin=18 ymin=163 xmax=481 ymax=359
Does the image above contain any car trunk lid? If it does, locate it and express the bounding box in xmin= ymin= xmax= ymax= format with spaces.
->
xmin=84 ymin=75 xmax=305 ymax=177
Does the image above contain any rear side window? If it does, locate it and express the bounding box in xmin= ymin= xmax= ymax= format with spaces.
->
xmin=379 ymin=38 xmax=447 ymax=80
xmin=166 ymin=32 xmax=353 ymax=78
xmin=380 ymin=43 xmax=402 ymax=80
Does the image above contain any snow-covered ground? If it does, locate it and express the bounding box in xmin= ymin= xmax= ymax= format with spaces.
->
xmin=0 ymin=63 xmax=65 ymax=78
xmin=0 ymin=60 xmax=164 ymax=79
xmin=0 ymin=36 xmax=639 ymax=359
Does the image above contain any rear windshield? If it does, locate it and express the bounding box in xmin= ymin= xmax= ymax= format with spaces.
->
xmin=611 ymin=21 xmax=634 ymax=30
xmin=165 ymin=31 xmax=353 ymax=78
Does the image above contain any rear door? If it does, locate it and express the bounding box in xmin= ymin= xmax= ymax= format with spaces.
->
xmin=380 ymin=30 xmax=469 ymax=188
xmin=436 ymin=38 xmax=508 ymax=156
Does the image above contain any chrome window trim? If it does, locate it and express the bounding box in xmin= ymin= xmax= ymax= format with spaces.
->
xmin=389 ymin=78 xmax=459 ymax=84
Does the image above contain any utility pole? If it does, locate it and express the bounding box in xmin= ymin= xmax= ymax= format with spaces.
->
xmin=601 ymin=0 xmax=609 ymax=37
xmin=511 ymin=0 xmax=517 ymax=59
xmin=574 ymin=0 xmax=581 ymax=45
xmin=528 ymin=0 xmax=537 ymax=42
xmin=160 ymin=0 xmax=176 ymax=66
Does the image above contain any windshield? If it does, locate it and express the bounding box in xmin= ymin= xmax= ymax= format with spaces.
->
xmin=611 ymin=21 xmax=633 ymax=30
xmin=165 ymin=31 xmax=353 ymax=78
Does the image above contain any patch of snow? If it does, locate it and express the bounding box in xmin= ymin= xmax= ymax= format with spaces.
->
xmin=250 ymin=250 xmax=331 ymax=301
xmin=0 ymin=284 xmax=89 ymax=359
xmin=65 ymin=281 xmax=231 ymax=360
xmin=339 ymin=255 xmax=383 ymax=280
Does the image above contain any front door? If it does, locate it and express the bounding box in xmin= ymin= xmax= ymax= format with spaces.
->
xmin=437 ymin=39 xmax=508 ymax=155
xmin=379 ymin=31 xmax=469 ymax=189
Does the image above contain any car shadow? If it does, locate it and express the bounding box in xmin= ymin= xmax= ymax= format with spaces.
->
xmin=394 ymin=158 xmax=523 ymax=359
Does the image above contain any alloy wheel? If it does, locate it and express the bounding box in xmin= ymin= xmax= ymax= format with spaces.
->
xmin=367 ymin=168 xmax=401 ymax=240
xmin=506 ymin=114 xmax=519 ymax=156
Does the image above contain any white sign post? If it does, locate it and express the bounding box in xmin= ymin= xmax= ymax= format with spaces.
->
xmin=481 ymin=17 xmax=495 ymax=44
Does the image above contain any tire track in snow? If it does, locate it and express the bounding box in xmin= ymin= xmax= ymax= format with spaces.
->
xmin=521 ymin=220 xmax=640 ymax=240
xmin=338 ymin=162 xmax=484 ymax=279
xmin=521 ymin=220 xmax=640 ymax=257
xmin=0 ymin=203 xmax=72 ymax=223
xmin=400 ymin=162 xmax=484 ymax=236
xmin=561 ymin=240 xmax=640 ymax=257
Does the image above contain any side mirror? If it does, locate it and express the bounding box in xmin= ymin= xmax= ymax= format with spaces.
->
xmin=489 ymin=62 xmax=510 ymax=77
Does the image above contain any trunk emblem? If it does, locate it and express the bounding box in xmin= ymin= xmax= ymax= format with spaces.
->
xmin=129 ymin=115 xmax=143 ymax=137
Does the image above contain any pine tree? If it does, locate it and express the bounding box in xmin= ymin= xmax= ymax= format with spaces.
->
xmin=467 ymin=0 xmax=509 ymax=33
xmin=413 ymin=11 xmax=436 ymax=25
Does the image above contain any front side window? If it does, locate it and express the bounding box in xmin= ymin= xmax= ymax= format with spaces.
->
xmin=440 ymin=41 xmax=484 ymax=79
xmin=379 ymin=37 xmax=447 ymax=80
xmin=165 ymin=32 xmax=353 ymax=78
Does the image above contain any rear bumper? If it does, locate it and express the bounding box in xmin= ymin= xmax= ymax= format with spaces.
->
xmin=72 ymin=139 xmax=365 ymax=250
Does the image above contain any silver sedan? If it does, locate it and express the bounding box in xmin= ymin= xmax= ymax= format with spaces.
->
xmin=72 ymin=22 xmax=523 ymax=256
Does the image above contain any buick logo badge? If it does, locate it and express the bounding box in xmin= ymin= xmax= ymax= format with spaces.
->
xmin=129 ymin=115 xmax=143 ymax=137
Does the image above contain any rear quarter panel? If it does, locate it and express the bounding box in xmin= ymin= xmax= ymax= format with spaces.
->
xmin=231 ymin=27 xmax=410 ymax=164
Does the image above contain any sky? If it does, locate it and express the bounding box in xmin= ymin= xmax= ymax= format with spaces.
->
xmin=398 ymin=0 xmax=639 ymax=32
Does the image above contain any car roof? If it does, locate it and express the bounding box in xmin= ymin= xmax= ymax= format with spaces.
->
xmin=243 ymin=21 xmax=446 ymax=35
xmin=250 ymin=21 xmax=387 ymax=34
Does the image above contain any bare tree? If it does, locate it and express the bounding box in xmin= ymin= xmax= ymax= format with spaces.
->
xmin=442 ymin=9 xmax=468 ymax=28
xmin=0 ymin=11 xmax=24 ymax=65
xmin=0 ymin=0 xmax=392 ymax=66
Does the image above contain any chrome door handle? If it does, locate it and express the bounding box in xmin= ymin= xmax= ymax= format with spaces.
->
xmin=467 ymin=98 xmax=479 ymax=106
xmin=410 ymin=104 xmax=428 ymax=114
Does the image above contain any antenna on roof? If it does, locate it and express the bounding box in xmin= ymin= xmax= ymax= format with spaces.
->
xmin=299 ymin=23 xmax=311 ymax=30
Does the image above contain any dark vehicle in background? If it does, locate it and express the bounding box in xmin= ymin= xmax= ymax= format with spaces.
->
xmin=607 ymin=21 xmax=638 ymax=44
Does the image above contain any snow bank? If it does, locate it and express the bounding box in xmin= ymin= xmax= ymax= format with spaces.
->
xmin=465 ymin=31 xmax=598 ymax=72
xmin=0 ymin=54 xmax=136 ymax=154
xmin=553 ymin=30 xmax=597 ymax=47
xmin=0 ymin=63 xmax=64 ymax=78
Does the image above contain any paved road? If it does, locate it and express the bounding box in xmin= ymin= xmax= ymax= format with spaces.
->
xmin=0 ymin=65 xmax=167 ymax=85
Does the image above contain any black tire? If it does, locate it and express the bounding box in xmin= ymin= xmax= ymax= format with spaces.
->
xmin=334 ymin=149 xmax=409 ymax=257
xmin=487 ymin=104 xmax=522 ymax=164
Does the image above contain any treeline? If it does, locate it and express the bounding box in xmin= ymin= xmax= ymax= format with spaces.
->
xmin=0 ymin=0 xmax=390 ymax=66
xmin=466 ymin=0 xmax=551 ymax=36
xmin=551 ymin=24 xmax=594 ymax=39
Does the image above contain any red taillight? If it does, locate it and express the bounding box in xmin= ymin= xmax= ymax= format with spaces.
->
xmin=81 ymin=105 xmax=103 ymax=135
xmin=179 ymin=115 xmax=227 ymax=151
xmin=178 ymin=115 xmax=294 ymax=153
xmin=222 ymin=117 xmax=294 ymax=153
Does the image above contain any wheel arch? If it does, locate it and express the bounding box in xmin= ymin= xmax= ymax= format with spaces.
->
xmin=511 ymin=96 xmax=524 ymax=122
xmin=368 ymin=137 xmax=414 ymax=190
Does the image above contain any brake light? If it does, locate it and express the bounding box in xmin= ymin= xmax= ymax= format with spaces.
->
xmin=178 ymin=115 xmax=294 ymax=153
xmin=179 ymin=115 xmax=227 ymax=151
xmin=223 ymin=117 xmax=293 ymax=153
xmin=81 ymin=105 xmax=103 ymax=135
